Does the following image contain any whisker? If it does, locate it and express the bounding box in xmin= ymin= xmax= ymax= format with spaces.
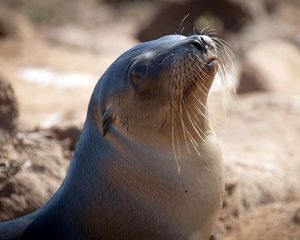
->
xmin=182 ymin=98 xmax=206 ymax=142
xmin=179 ymin=98 xmax=191 ymax=154
xmin=168 ymin=33 xmax=233 ymax=161
xmin=171 ymin=110 xmax=181 ymax=174
xmin=179 ymin=13 xmax=190 ymax=35
xmin=161 ymin=53 xmax=174 ymax=65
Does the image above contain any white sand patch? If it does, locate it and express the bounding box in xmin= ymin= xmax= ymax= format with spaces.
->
xmin=40 ymin=112 xmax=63 ymax=129
xmin=19 ymin=67 xmax=94 ymax=90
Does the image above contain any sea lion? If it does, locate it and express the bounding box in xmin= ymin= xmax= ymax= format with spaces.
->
xmin=0 ymin=34 xmax=231 ymax=240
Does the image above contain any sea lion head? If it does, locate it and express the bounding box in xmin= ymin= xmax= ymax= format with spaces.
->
xmin=90 ymin=34 xmax=231 ymax=140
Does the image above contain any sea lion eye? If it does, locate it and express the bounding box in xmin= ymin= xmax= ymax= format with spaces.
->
xmin=129 ymin=61 xmax=156 ymax=96
xmin=129 ymin=63 xmax=149 ymax=92
xmin=131 ymin=64 xmax=147 ymax=86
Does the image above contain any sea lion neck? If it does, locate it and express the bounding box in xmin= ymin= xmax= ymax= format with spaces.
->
xmin=103 ymin=98 xmax=213 ymax=146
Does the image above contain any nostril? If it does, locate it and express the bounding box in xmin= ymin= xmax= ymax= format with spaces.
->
xmin=200 ymin=36 xmax=206 ymax=46
xmin=191 ymin=39 xmax=205 ymax=52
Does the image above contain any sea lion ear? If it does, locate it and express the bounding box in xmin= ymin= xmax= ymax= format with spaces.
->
xmin=102 ymin=107 xmax=115 ymax=136
xmin=92 ymin=105 xmax=114 ymax=137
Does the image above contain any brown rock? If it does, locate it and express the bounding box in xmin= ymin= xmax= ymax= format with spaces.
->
xmin=0 ymin=10 xmax=18 ymax=39
xmin=294 ymin=208 xmax=300 ymax=225
xmin=209 ymin=93 xmax=300 ymax=238
xmin=0 ymin=130 xmax=69 ymax=221
xmin=223 ymin=203 xmax=300 ymax=240
xmin=0 ymin=8 xmax=33 ymax=41
xmin=237 ymin=40 xmax=300 ymax=94
xmin=0 ymin=76 xmax=18 ymax=132
xmin=35 ymin=126 xmax=81 ymax=152
xmin=136 ymin=0 xmax=252 ymax=42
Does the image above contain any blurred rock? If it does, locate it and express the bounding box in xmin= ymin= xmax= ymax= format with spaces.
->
xmin=223 ymin=203 xmax=300 ymax=240
xmin=0 ymin=9 xmax=35 ymax=58
xmin=0 ymin=12 xmax=18 ymax=39
xmin=237 ymin=40 xmax=300 ymax=94
xmin=209 ymin=93 xmax=300 ymax=238
xmin=49 ymin=126 xmax=81 ymax=151
xmin=36 ymin=126 xmax=81 ymax=152
xmin=294 ymin=207 xmax=300 ymax=225
xmin=0 ymin=76 xmax=18 ymax=132
xmin=0 ymin=9 xmax=34 ymax=41
xmin=136 ymin=0 xmax=252 ymax=42
xmin=0 ymin=130 xmax=69 ymax=221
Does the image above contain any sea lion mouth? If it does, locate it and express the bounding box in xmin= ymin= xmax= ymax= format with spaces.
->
xmin=170 ymin=51 xmax=219 ymax=100
xmin=168 ymin=34 xmax=234 ymax=103
xmin=206 ymin=57 xmax=219 ymax=74
xmin=207 ymin=57 xmax=218 ymax=66
xmin=183 ymin=57 xmax=219 ymax=97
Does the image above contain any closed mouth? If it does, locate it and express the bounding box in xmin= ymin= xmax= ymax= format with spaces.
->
xmin=170 ymin=52 xmax=219 ymax=99
xmin=207 ymin=57 xmax=217 ymax=65
xmin=205 ymin=57 xmax=218 ymax=74
xmin=183 ymin=57 xmax=218 ymax=96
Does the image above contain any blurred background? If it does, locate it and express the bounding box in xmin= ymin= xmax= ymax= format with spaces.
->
xmin=0 ymin=0 xmax=299 ymax=239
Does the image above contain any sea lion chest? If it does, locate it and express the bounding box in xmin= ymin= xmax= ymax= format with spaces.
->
xmin=82 ymin=133 xmax=224 ymax=240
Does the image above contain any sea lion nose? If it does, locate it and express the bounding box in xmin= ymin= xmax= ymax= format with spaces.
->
xmin=189 ymin=36 xmax=209 ymax=53
xmin=190 ymin=39 xmax=205 ymax=51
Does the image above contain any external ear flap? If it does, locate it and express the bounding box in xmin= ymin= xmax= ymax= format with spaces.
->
xmin=102 ymin=109 xmax=113 ymax=136
xmin=92 ymin=105 xmax=115 ymax=137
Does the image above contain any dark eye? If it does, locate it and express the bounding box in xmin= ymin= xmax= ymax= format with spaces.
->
xmin=129 ymin=62 xmax=149 ymax=93
xmin=131 ymin=64 xmax=148 ymax=86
